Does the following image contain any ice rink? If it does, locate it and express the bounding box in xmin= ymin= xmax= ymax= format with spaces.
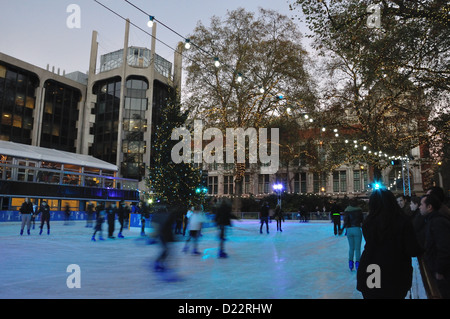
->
xmin=0 ymin=219 xmax=364 ymax=299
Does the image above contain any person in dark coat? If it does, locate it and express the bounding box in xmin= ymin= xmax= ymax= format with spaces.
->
xmin=410 ymin=196 xmax=426 ymax=248
xmin=106 ymin=203 xmax=116 ymax=239
xmin=259 ymin=201 xmax=270 ymax=234
xmin=152 ymin=203 xmax=176 ymax=272
xmin=85 ymin=202 xmax=94 ymax=228
xmin=357 ymin=189 xmax=422 ymax=299
xmin=38 ymin=200 xmax=51 ymax=235
xmin=331 ymin=201 xmax=342 ymax=236
xmin=19 ymin=197 xmax=34 ymax=235
xmin=117 ymin=201 xmax=126 ymax=238
xmin=420 ymin=193 xmax=450 ymax=299
xmin=215 ymin=198 xmax=237 ymax=258
xmin=274 ymin=204 xmax=284 ymax=232
xmin=64 ymin=203 xmax=71 ymax=225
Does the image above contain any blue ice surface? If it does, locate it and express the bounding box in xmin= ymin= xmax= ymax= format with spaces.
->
xmin=0 ymin=219 xmax=364 ymax=299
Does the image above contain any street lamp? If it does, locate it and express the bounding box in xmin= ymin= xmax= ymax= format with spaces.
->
xmin=273 ymin=183 xmax=283 ymax=208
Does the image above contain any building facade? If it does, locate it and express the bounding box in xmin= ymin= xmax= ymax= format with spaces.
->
xmin=0 ymin=18 xmax=432 ymax=207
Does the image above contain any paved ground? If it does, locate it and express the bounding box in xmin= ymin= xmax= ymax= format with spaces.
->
xmin=0 ymin=219 xmax=364 ymax=299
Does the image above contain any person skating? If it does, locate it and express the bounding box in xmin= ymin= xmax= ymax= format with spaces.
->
xmin=117 ymin=201 xmax=126 ymax=238
xmin=215 ymin=198 xmax=238 ymax=258
xmin=92 ymin=204 xmax=105 ymax=241
xmin=182 ymin=205 xmax=207 ymax=255
xmin=260 ymin=201 xmax=270 ymax=234
xmin=85 ymin=201 xmax=94 ymax=228
xmin=64 ymin=203 xmax=71 ymax=225
xmin=331 ymin=201 xmax=342 ymax=236
xmin=343 ymin=199 xmax=364 ymax=271
xmin=106 ymin=203 xmax=116 ymax=239
xmin=274 ymin=204 xmax=284 ymax=232
xmin=19 ymin=197 xmax=33 ymax=235
xmin=38 ymin=201 xmax=51 ymax=235
xmin=152 ymin=203 xmax=179 ymax=281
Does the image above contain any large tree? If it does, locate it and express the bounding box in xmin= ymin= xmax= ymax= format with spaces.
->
xmin=289 ymin=0 xmax=449 ymax=182
xmin=145 ymin=88 xmax=204 ymax=207
xmin=183 ymin=8 xmax=317 ymax=198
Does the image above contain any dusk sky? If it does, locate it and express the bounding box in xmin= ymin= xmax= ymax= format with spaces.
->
xmin=0 ymin=0 xmax=309 ymax=74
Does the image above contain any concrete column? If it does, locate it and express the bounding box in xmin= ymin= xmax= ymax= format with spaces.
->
xmin=81 ymin=30 xmax=99 ymax=155
xmin=115 ymin=19 xmax=130 ymax=168
xmin=173 ymin=42 xmax=183 ymax=90
xmin=143 ymin=22 xmax=157 ymax=174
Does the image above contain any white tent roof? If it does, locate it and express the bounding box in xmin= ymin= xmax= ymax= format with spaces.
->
xmin=0 ymin=141 xmax=118 ymax=171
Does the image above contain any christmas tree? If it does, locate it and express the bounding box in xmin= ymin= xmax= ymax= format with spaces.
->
xmin=145 ymin=87 xmax=205 ymax=208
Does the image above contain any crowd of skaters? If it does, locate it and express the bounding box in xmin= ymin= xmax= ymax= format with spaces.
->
xmin=327 ymin=186 xmax=450 ymax=299
xmin=16 ymin=185 xmax=450 ymax=298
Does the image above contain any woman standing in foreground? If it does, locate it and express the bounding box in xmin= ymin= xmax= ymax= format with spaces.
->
xmin=357 ymin=189 xmax=422 ymax=299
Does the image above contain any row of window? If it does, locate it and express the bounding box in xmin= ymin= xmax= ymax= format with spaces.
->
xmin=0 ymin=63 xmax=81 ymax=151
xmin=206 ymin=168 xmax=411 ymax=195
xmin=207 ymin=170 xmax=372 ymax=195
xmin=0 ymin=63 xmax=39 ymax=145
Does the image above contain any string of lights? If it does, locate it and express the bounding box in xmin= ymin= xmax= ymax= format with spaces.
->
xmin=94 ymin=0 xmax=302 ymax=108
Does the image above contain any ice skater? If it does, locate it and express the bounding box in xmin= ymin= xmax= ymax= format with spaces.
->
xmin=182 ymin=205 xmax=207 ymax=255
xmin=214 ymin=198 xmax=237 ymax=258
xmin=274 ymin=204 xmax=284 ymax=232
xmin=117 ymin=201 xmax=126 ymax=238
xmin=19 ymin=197 xmax=33 ymax=235
xmin=38 ymin=200 xmax=51 ymax=235
xmin=343 ymin=199 xmax=364 ymax=270
xmin=64 ymin=203 xmax=71 ymax=225
xmin=331 ymin=201 xmax=342 ymax=236
xmin=260 ymin=201 xmax=270 ymax=234
xmin=85 ymin=201 xmax=94 ymax=228
xmin=106 ymin=202 xmax=116 ymax=239
xmin=31 ymin=202 xmax=38 ymax=230
xmin=91 ymin=206 xmax=105 ymax=241
xmin=152 ymin=203 xmax=179 ymax=281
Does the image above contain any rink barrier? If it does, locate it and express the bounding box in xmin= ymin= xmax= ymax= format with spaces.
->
xmin=0 ymin=210 xmax=87 ymax=222
xmin=0 ymin=210 xmax=338 ymax=223
xmin=237 ymin=211 xmax=339 ymax=221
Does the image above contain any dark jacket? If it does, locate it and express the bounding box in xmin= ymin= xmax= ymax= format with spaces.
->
xmin=274 ymin=206 xmax=284 ymax=221
xmin=343 ymin=205 xmax=363 ymax=228
xmin=260 ymin=204 xmax=270 ymax=219
xmin=20 ymin=201 xmax=33 ymax=214
xmin=215 ymin=200 xmax=236 ymax=226
xmin=38 ymin=205 xmax=51 ymax=219
xmin=423 ymin=210 xmax=450 ymax=278
xmin=357 ymin=212 xmax=422 ymax=298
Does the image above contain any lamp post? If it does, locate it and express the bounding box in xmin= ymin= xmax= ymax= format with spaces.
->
xmin=273 ymin=183 xmax=283 ymax=209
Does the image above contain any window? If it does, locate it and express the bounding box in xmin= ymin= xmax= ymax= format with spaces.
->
xmin=224 ymin=175 xmax=233 ymax=195
xmin=313 ymin=172 xmax=327 ymax=193
xmin=40 ymin=80 xmax=80 ymax=152
xmin=244 ymin=175 xmax=251 ymax=194
xmin=353 ymin=170 xmax=367 ymax=192
xmin=208 ymin=176 xmax=218 ymax=195
xmin=258 ymin=174 xmax=270 ymax=194
xmin=333 ymin=171 xmax=347 ymax=193
xmin=0 ymin=63 xmax=38 ymax=145
xmin=294 ymin=172 xmax=307 ymax=193
xmin=92 ymin=77 xmax=121 ymax=165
